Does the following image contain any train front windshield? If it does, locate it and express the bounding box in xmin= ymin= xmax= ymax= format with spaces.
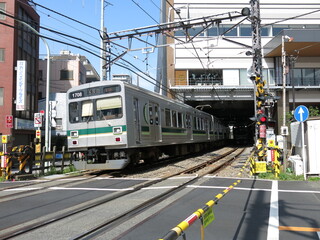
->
xmin=69 ymin=96 xmax=123 ymax=123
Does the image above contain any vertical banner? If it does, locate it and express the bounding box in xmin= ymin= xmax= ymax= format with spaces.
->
xmin=16 ymin=60 xmax=27 ymax=111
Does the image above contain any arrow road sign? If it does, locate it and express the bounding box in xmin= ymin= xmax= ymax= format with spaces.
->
xmin=294 ymin=105 xmax=309 ymax=122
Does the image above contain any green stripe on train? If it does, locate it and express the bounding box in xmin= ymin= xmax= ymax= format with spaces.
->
xmin=67 ymin=125 xmax=127 ymax=136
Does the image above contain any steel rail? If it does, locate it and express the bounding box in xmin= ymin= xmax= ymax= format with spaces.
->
xmin=0 ymin=147 xmax=242 ymax=239
xmin=69 ymin=148 xmax=246 ymax=239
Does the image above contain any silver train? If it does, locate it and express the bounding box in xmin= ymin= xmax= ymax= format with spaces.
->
xmin=66 ymin=81 xmax=229 ymax=170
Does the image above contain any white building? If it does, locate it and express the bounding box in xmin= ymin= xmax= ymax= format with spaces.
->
xmin=164 ymin=0 xmax=320 ymax=133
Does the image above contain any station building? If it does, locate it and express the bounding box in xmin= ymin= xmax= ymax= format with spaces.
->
xmin=163 ymin=0 xmax=320 ymax=138
xmin=0 ymin=0 xmax=39 ymax=146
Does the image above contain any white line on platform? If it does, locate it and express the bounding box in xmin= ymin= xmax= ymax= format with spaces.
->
xmin=187 ymin=185 xmax=271 ymax=192
xmin=142 ymin=186 xmax=178 ymax=190
xmin=4 ymin=187 xmax=43 ymax=191
xmin=317 ymin=231 xmax=320 ymax=239
xmin=49 ymin=187 xmax=134 ymax=191
xmin=96 ymin=177 xmax=160 ymax=181
xmin=187 ymin=185 xmax=320 ymax=194
xmin=267 ymin=180 xmax=279 ymax=240
xmin=56 ymin=178 xmax=89 ymax=181
xmin=169 ymin=176 xmax=197 ymax=180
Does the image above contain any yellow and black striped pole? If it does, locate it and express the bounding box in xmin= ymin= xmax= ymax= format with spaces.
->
xmin=6 ymin=155 xmax=12 ymax=180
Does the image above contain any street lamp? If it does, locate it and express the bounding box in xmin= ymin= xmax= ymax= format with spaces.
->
xmin=17 ymin=20 xmax=51 ymax=151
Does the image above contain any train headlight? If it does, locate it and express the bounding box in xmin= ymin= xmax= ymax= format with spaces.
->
xmin=113 ymin=127 xmax=122 ymax=135
xmin=70 ymin=131 xmax=79 ymax=138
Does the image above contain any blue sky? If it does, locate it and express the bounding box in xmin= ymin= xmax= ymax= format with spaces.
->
xmin=36 ymin=0 xmax=161 ymax=90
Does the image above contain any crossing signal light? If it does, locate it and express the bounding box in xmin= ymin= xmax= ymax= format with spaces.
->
xmin=257 ymin=113 xmax=267 ymax=125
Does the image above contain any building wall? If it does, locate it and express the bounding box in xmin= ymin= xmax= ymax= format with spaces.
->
xmin=0 ymin=0 xmax=39 ymax=145
xmin=39 ymin=57 xmax=86 ymax=98
xmin=0 ymin=1 xmax=16 ymax=136
xmin=170 ymin=0 xmax=320 ymax=87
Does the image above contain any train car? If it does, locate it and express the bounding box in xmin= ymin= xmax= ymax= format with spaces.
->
xmin=66 ymin=81 xmax=228 ymax=170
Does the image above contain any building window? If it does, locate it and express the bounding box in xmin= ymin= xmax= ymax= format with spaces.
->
xmin=291 ymin=68 xmax=320 ymax=86
xmin=0 ymin=48 xmax=4 ymax=62
xmin=189 ymin=69 xmax=223 ymax=85
xmin=60 ymin=70 xmax=73 ymax=80
xmin=0 ymin=3 xmax=6 ymax=20
xmin=0 ymin=88 xmax=3 ymax=106
xmin=219 ymin=25 xmax=237 ymax=36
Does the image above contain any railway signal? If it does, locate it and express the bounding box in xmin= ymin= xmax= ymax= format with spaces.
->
xmin=257 ymin=112 xmax=267 ymax=125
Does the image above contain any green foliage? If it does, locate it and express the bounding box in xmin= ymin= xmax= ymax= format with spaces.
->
xmin=308 ymin=106 xmax=320 ymax=117
xmin=0 ymin=175 xmax=5 ymax=182
xmin=63 ymin=165 xmax=77 ymax=174
xmin=46 ymin=166 xmax=59 ymax=176
xmin=258 ymin=172 xmax=304 ymax=181
xmin=308 ymin=176 xmax=320 ymax=181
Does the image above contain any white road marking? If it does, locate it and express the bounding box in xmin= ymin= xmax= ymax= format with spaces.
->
xmin=267 ymin=180 xmax=279 ymax=240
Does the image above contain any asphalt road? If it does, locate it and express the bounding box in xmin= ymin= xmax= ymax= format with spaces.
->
xmin=0 ymin=176 xmax=319 ymax=240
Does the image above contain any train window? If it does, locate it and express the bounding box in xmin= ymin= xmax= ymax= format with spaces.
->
xmin=96 ymin=96 xmax=123 ymax=120
xmin=172 ymin=111 xmax=177 ymax=127
xmin=149 ymin=105 xmax=153 ymax=125
xmin=81 ymin=100 xmax=93 ymax=122
xmin=177 ymin=112 xmax=183 ymax=128
xmin=154 ymin=105 xmax=159 ymax=125
xmin=165 ymin=108 xmax=171 ymax=126
xmin=186 ymin=114 xmax=191 ymax=128
xmin=69 ymin=102 xmax=80 ymax=123
xmin=103 ymin=85 xmax=121 ymax=94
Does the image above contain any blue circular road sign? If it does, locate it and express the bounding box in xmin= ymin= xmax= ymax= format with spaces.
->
xmin=294 ymin=105 xmax=309 ymax=122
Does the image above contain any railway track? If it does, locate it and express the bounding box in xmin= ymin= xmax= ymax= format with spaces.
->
xmin=0 ymin=147 xmax=249 ymax=239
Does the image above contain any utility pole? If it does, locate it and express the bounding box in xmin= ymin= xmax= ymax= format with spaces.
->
xmin=250 ymin=0 xmax=267 ymax=162
xmin=100 ymin=1 xmax=112 ymax=81
xmin=100 ymin=0 xmax=106 ymax=81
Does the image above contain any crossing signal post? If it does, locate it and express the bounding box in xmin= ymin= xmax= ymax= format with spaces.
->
xmin=251 ymin=75 xmax=268 ymax=163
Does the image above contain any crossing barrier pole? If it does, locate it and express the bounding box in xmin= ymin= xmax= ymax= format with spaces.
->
xmin=5 ymin=156 xmax=12 ymax=180
xmin=273 ymin=147 xmax=280 ymax=178
xmin=18 ymin=145 xmax=26 ymax=174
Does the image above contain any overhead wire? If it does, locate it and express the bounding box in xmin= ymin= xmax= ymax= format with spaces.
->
xmin=26 ymin=0 xmax=159 ymax=77
xmin=261 ymin=8 xmax=320 ymax=27
xmin=131 ymin=0 xmax=159 ymax=24
xmin=0 ymin=7 xmax=184 ymax=99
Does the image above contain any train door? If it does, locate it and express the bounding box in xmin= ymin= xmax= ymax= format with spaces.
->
xmin=133 ymin=98 xmax=141 ymax=143
xmin=149 ymin=102 xmax=162 ymax=142
xmin=81 ymin=100 xmax=96 ymax=147
xmin=205 ymin=119 xmax=210 ymax=140
xmin=186 ymin=113 xmax=192 ymax=140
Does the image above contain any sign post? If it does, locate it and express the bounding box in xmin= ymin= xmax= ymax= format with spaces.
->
xmin=294 ymin=105 xmax=309 ymax=180
xmin=34 ymin=113 xmax=43 ymax=153
xmin=5 ymin=115 xmax=13 ymax=128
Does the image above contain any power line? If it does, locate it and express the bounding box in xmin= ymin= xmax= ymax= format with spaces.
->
xmin=261 ymin=8 xmax=320 ymax=27
xmin=27 ymin=0 xmax=101 ymax=32
xmin=0 ymin=10 xmax=181 ymax=98
xmin=131 ymin=0 xmax=159 ymax=24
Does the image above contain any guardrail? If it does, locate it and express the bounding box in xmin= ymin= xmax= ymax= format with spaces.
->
xmin=33 ymin=146 xmax=73 ymax=176
xmin=1 ymin=145 xmax=73 ymax=180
